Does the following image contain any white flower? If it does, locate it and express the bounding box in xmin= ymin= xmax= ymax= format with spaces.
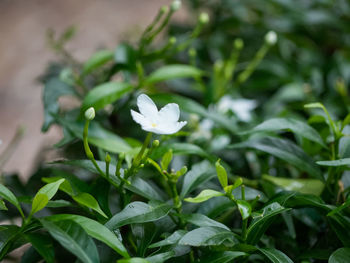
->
xmin=218 ymin=96 xmax=257 ymax=122
xmin=265 ymin=31 xmax=277 ymax=45
xmin=131 ymin=94 xmax=187 ymax=135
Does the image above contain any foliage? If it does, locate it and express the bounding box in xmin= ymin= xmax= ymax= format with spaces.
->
xmin=1 ymin=0 xmax=350 ymax=262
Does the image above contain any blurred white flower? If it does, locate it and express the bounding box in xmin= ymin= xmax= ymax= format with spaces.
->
xmin=265 ymin=31 xmax=278 ymax=45
xmin=131 ymin=94 xmax=187 ymax=135
xmin=218 ymin=96 xmax=257 ymax=122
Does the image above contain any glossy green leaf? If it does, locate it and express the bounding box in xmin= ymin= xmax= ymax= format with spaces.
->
xmin=229 ymin=136 xmax=323 ymax=181
xmin=81 ymin=81 xmax=133 ymax=112
xmin=146 ymin=251 xmax=177 ymax=263
xmin=60 ymin=120 xmax=131 ymax=153
xmin=118 ymin=258 xmax=150 ymax=263
xmin=41 ymin=219 xmax=99 ymax=263
xmin=180 ymin=160 xmax=215 ymax=198
xmin=179 ymin=226 xmax=236 ymax=246
xmin=259 ymin=248 xmax=293 ymax=263
xmin=31 ymin=179 xmax=65 ymax=215
xmin=328 ymin=214 xmax=350 ymax=247
xmin=237 ymin=200 xmax=252 ymax=220
xmin=41 ymin=78 xmax=75 ymax=132
xmin=329 ymin=248 xmax=350 ymax=263
xmin=72 ymin=193 xmax=108 ymax=218
xmin=0 ymin=184 xmax=23 ymax=217
xmin=245 ymin=117 xmax=326 ymax=147
xmin=316 ymin=158 xmax=350 ymax=167
xmin=0 ymin=225 xmax=22 ymax=260
xmin=246 ymin=202 xmax=291 ymax=245
xmin=149 ymin=230 xmax=187 ymax=248
xmin=105 ymin=201 xmax=172 ymax=230
xmin=216 ymin=159 xmax=228 ymax=188
xmin=178 ymin=213 xmax=230 ymax=230
xmin=82 ymin=49 xmax=114 ymax=75
xmin=45 ymin=214 xmax=129 ymax=258
xmin=53 ymin=159 xmax=165 ymax=201
xmin=184 ymin=189 xmax=225 ymax=203
xmin=199 ymin=251 xmax=247 ymax=263
xmin=24 ymin=233 xmax=55 ymax=263
xmin=263 ymin=174 xmax=324 ymax=196
xmin=161 ymin=149 xmax=173 ymax=171
xmin=145 ymin=64 xmax=202 ymax=84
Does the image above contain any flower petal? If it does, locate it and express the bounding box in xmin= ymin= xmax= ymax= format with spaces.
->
xmin=131 ymin=110 xmax=148 ymax=126
xmin=137 ymin=94 xmax=158 ymax=117
xmin=158 ymin=103 xmax=180 ymax=123
xmin=156 ymin=121 xmax=187 ymax=135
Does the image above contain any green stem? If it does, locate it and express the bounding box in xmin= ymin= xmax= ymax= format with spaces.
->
xmin=241 ymin=185 xmax=248 ymax=242
xmin=133 ymin=133 xmax=152 ymax=167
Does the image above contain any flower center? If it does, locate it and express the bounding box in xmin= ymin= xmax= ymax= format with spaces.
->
xmin=151 ymin=123 xmax=157 ymax=127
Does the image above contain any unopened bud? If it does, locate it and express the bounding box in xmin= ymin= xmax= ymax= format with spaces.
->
xmin=160 ymin=5 xmax=169 ymax=14
xmin=119 ymin=152 xmax=125 ymax=160
xmin=169 ymin=36 xmax=177 ymax=45
xmin=188 ymin=48 xmax=196 ymax=57
xmin=152 ymin=140 xmax=160 ymax=148
xmin=170 ymin=0 xmax=181 ymax=11
xmin=84 ymin=107 xmax=95 ymax=121
xmin=234 ymin=38 xmax=244 ymax=50
xmin=105 ymin=153 xmax=111 ymax=163
xmin=199 ymin=13 xmax=209 ymax=24
xmin=265 ymin=31 xmax=277 ymax=45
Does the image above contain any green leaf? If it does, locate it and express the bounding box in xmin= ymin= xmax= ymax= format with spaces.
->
xmin=24 ymin=233 xmax=55 ymax=263
xmin=105 ymin=201 xmax=172 ymax=230
xmin=259 ymin=248 xmax=293 ymax=263
xmin=246 ymin=202 xmax=291 ymax=245
xmin=60 ymin=119 xmax=131 ymax=153
xmin=178 ymin=226 xmax=236 ymax=246
xmin=0 ymin=184 xmax=24 ymax=217
xmin=244 ymin=118 xmax=326 ymax=147
xmin=149 ymin=230 xmax=187 ymax=248
xmin=152 ymin=94 xmax=237 ymax=134
xmin=41 ymin=219 xmax=99 ymax=263
xmin=316 ymin=158 xmax=350 ymax=167
xmin=81 ymin=82 xmax=133 ymax=112
xmin=114 ymin=43 xmax=136 ymax=68
xmin=327 ymin=197 xmax=350 ymax=216
xmin=0 ymin=200 xmax=7 ymax=211
xmin=82 ymin=50 xmax=114 ymax=75
xmin=329 ymin=248 xmax=350 ymax=263
xmin=262 ymin=174 xmax=324 ymax=196
xmin=237 ymin=200 xmax=252 ymax=220
xmin=178 ymin=213 xmax=230 ymax=230
xmin=31 ymin=179 xmax=65 ymax=215
xmin=180 ymin=161 xmax=215 ymax=198
xmin=41 ymin=78 xmax=75 ymax=132
xmin=72 ymin=193 xmax=108 ymax=218
xmin=328 ymin=214 xmax=350 ymax=247
xmin=118 ymin=258 xmax=150 ymax=263
xmin=184 ymin=189 xmax=225 ymax=203
xmin=145 ymin=64 xmax=202 ymax=84
xmin=216 ymin=159 xmax=228 ymax=188
xmin=153 ymin=142 xmax=214 ymax=161
xmin=229 ymin=136 xmax=323 ymax=181
xmin=0 ymin=225 xmax=22 ymax=260
xmin=199 ymin=251 xmax=247 ymax=263
xmin=45 ymin=214 xmax=129 ymax=258
xmin=52 ymin=159 xmax=164 ymax=201
xmin=161 ymin=149 xmax=173 ymax=171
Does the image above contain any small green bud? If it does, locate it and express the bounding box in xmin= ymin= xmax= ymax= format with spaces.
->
xmin=119 ymin=152 xmax=125 ymax=160
xmin=199 ymin=12 xmax=209 ymax=24
xmin=152 ymin=140 xmax=160 ymax=148
xmin=160 ymin=5 xmax=169 ymax=14
xmin=105 ymin=153 xmax=111 ymax=163
xmin=234 ymin=38 xmax=244 ymax=50
xmin=170 ymin=0 xmax=181 ymax=11
xmin=84 ymin=107 xmax=95 ymax=121
xmin=265 ymin=31 xmax=277 ymax=45
xmin=169 ymin=36 xmax=177 ymax=45
xmin=188 ymin=48 xmax=197 ymax=57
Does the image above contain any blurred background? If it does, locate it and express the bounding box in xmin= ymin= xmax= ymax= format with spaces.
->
xmin=0 ymin=0 xmax=183 ymax=178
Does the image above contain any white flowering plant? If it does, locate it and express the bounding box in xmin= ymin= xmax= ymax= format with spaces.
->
xmin=1 ymin=0 xmax=350 ymax=262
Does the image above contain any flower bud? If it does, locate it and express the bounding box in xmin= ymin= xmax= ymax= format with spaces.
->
xmin=170 ymin=0 xmax=181 ymax=11
xmin=160 ymin=5 xmax=169 ymax=14
xmin=119 ymin=152 xmax=125 ymax=160
xmin=199 ymin=13 xmax=209 ymax=24
xmin=105 ymin=153 xmax=111 ymax=163
xmin=152 ymin=140 xmax=160 ymax=148
xmin=169 ymin=36 xmax=177 ymax=45
xmin=84 ymin=107 xmax=95 ymax=121
xmin=265 ymin=31 xmax=277 ymax=45
xmin=234 ymin=38 xmax=244 ymax=50
xmin=188 ymin=48 xmax=196 ymax=57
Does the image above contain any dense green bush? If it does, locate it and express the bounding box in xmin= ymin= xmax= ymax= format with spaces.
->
xmin=1 ymin=0 xmax=350 ymax=262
